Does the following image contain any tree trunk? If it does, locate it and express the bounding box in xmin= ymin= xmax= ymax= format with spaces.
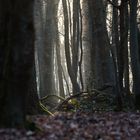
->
xmin=118 ymin=0 xmax=129 ymax=96
xmin=72 ymin=0 xmax=80 ymax=92
xmin=53 ymin=0 xmax=65 ymax=98
xmin=36 ymin=0 xmax=59 ymax=98
xmin=89 ymin=0 xmax=116 ymax=92
xmin=111 ymin=0 xmax=123 ymax=108
xmin=26 ymin=58 xmax=41 ymax=115
xmin=130 ymin=0 xmax=140 ymax=109
xmin=81 ymin=0 xmax=92 ymax=90
xmin=0 ymin=0 xmax=35 ymax=127
xmin=62 ymin=0 xmax=80 ymax=94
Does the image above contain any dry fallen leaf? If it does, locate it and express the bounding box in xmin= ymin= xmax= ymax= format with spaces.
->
xmin=0 ymin=112 xmax=140 ymax=140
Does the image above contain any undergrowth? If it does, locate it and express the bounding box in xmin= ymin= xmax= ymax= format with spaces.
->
xmin=39 ymin=89 xmax=136 ymax=116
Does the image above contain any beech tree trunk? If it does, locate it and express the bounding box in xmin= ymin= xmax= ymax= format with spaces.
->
xmin=62 ymin=0 xmax=80 ymax=94
xmin=89 ymin=0 xmax=116 ymax=92
xmin=130 ymin=0 xmax=140 ymax=109
xmin=81 ymin=0 xmax=92 ymax=90
xmin=0 ymin=0 xmax=35 ymax=127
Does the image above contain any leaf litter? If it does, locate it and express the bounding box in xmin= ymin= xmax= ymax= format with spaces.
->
xmin=0 ymin=112 xmax=140 ymax=140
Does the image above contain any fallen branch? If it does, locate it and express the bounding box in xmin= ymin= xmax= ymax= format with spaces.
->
xmin=40 ymin=94 xmax=65 ymax=102
xmin=56 ymin=89 xmax=107 ymax=111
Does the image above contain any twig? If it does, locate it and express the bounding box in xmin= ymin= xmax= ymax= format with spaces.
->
xmin=40 ymin=94 xmax=65 ymax=102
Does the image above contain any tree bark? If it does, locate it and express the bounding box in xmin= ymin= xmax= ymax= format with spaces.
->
xmin=0 ymin=0 xmax=35 ymax=127
xmin=89 ymin=0 xmax=116 ymax=92
xmin=62 ymin=0 xmax=80 ymax=94
xmin=81 ymin=0 xmax=92 ymax=90
xmin=130 ymin=0 xmax=140 ymax=109
xmin=36 ymin=0 xmax=59 ymax=98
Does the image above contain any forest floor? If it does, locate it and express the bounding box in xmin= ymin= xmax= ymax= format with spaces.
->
xmin=0 ymin=112 xmax=140 ymax=140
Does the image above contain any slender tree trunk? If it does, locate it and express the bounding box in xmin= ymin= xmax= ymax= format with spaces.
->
xmin=112 ymin=0 xmax=119 ymax=61
xmin=130 ymin=0 xmax=140 ymax=109
xmin=118 ymin=0 xmax=129 ymax=96
xmin=54 ymin=0 xmax=65 ymax=98
xmin=34 ymin=0 xmax=44 ymax=98
xmin=81 ymin=0 xmax=92 ymax=90
xmin=123 ymin=4 xmax=130 ymax=99
xmin=56 ymin=45 xmax=65 ymax=98
xmin=111 ymin=0 xmax=123 ymax=108
xmin=62 ymin=0 xmax=80 ymax=94
xmin=72 ymin=0 xmax=80 ymax=88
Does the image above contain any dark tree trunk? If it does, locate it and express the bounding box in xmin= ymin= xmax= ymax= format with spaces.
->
xmin=88 ymin=0 xmax=116 ymax=91
xmin=130 ymin=0 xmax=140 ymax=109
xmin=123 ymin=4 xmax=130 ymax=100
xmin=72 ymin=0 xmax=80 ymax=91
xmin=26 ymin=58 xmax=41 ymax=115
xmin=111 ymin=0 xmax=123 ymax=109
xmin=0 ymin=0 xmax=35 ymax=127
xmin=117 ymin=0 xmax=129 ymax=97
